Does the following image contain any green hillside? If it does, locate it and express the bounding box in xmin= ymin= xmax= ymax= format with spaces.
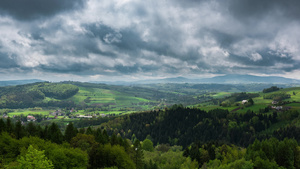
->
xmin=66 ymin=86 xmax=155 ymax=111
xmin=196 ymin=87 xmax=300 ymax=114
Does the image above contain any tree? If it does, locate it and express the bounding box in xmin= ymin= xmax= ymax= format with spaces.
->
xmin=26 ymin=121 xmax=38 ymax=137
xmin=85 ymin=126 xmax=93 ymax=135
xmin=64 ymin=122 xmax=77 ymax=143
xmin=101 ymin=129 xmax=109 ymax=144
xmin=133 ymin=139 xmax=144 ymax=168
xmin=110 ymin=133 xmax=118 ymax=146
xmin=248 ymin=98 xmax=254 ymax=106
xmin=48 ymin=123 xmax=63 ymax=144
xmin=0 ymin=118 xmax=6 ymax=133
xmin=14 ymin=120 xmax=26 ymax=139
xmin=18 ymin=145 xmax=54 ymax=169
xmin=70 ymin=133 xmax=96 ymax=152
xmin=89 ymin=144 xmax=135 ymax=169
xmin=142 ymin=139 xmax=154 ymax=152
xmin=6 ymin=117 xmax=13 ymax=134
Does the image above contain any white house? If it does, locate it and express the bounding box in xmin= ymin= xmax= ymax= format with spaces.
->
xmin=242 ymin=100 xmax=248 ymax=104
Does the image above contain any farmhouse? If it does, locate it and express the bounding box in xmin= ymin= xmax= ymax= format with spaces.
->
xmin=77 ymin=115 xmax=93 ymax=118
xmin=100 ymin=114 xmax=107 ymax=117
xmin=242 ymin=100 xmax=248 ymax=104
xmin=27 ymin=115 xmax=36 ymax=122
xmin=271 ymin=106 xmax=283 ymax=110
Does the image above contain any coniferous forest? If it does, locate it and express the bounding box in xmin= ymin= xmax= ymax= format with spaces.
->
xmin=1 ymin=105 xmax=300 ymax=168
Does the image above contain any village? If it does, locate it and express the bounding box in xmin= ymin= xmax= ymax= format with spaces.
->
xmin=1 ymin=107 xmax=110 ymax=123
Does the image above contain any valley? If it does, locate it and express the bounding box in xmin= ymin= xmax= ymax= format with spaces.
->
xmin=1 ymin=81 xmax=300 ymax=169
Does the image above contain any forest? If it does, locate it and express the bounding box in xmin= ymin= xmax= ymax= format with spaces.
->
xmin=0 ymin=82 xmax=78 ymax=109
xmin=1 ymin=83 xmax=300 ymax=168
xmin=1 ymin=106 xmax=300 ymax=169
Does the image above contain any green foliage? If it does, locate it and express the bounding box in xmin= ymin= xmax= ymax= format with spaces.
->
xmin=0 ymin=118 xmax=5 ymax=133
xmin=89 ymin=144 xmax=136 ymax=169
xmin=219 ymin=92 xmax=259 ymax=107
xmin=263 ymin=92 xmax=291 ymax=101
xmin=18 ymin=136 xmax=88 ymax=169
xmin=48 ymin=122 xmax=63 ymax=144
xmin=0 ymin=82 xmax=78 ymax=109
xmin=17 ymin=145 xmax=54 ymax=169
xmin=263 ymin=86 xmax=280 ymax=93
xmin=253 ymin=157 xmax=282 ymax=169
xmin=0 ymin=132 xmax=20 ymax=164
xmin=105 ymin=107 xmax=280 ymax=148
xmin=143 ymin=149 xmax=198 ymax=169
xmin=14 ymin=120 xmax=26 ymax=139
xmin=70 ymin=133 xmax=96 ymax=152
xmin=0 ymin=133 xmax=88 ymax=169
xmin=246 ymin=138 xmax=298 ymax=169
xmin=39 ymin=83 xmax=79 ymax=99
xmin=248 ymin=98 xmax=254 ymax=105
xmin=133 ymin=139 xmax=144 ymax=168
xmin=64 ymin=122 xmax=78 ymax=143
xmin=142 ymin=139 xmax=154 ymax=152
xmin=208 ymin=158 xmax=253 ymax=169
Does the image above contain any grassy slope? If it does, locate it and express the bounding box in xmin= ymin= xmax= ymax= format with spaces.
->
xmin=197 ymin=87 xmax=300 ymax=134
xmin=6 ymin=85 xmax=156 ymax=117
xmin=196 ymin=87 xmax=300 ymax=113
xmin=8 ymin=110 xmax=52 ymax=117
xmin=65 ymin=86 xmax=154 ymax=114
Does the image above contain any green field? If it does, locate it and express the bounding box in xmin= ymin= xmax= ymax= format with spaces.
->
xmin=66 ymin=87 xmax=155 ymax=111
xmin=235 ymin=104 xmax=269 ymax=113
xmin=7 ymin=110 xmax=52 ymax=117
xmin=196 ymin=87 xmax=300 ymax=114
xmin=211 ymin=92 xmax=232 ymax=98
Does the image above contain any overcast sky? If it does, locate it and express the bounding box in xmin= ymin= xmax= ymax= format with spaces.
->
xmin=0 ymin=0 xmax=300 ymax=81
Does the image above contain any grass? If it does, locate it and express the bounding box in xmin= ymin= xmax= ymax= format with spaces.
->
xmin=253 ymin=96 xmax=272 ymax=104
xmin=284 ymin=102 xmax=300 ymax=111
xmin=65 ymin=86 xmax=154 ymax=111
xmin=235 ymin=104 xmax=268 ymax=113
xmin=7 ymin=110 xmax=52 ymax=117
xmin=211 ymin=92 xmax=232 ymax=98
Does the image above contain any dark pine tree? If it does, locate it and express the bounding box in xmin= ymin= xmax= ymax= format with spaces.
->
xmin=48 ymin=122 xmax=63 ymax=144
xmin=14 ymin=120 xmax=25 ymax=139
xmin=64 ymin=122 xmax=77 ymax=143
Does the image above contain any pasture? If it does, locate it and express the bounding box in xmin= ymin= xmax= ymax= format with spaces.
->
xmin=7 ymin=110 xmax=52 ymax=117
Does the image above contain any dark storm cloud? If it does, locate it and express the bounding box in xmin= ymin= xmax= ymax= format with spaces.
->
xmin=38 ymin=62 xmax=92 ymax=74
xmin=0 ymin=52 xmax=19 ymax=68
xmin=84 ymin=22 xmax=185 ymax=63
xmin=0 ymin=0 xmax=300 ymax=80
xmin=228 ymin=51 xmax=294 ymax=67
xmin=114 ymin=64 xmax=139 ymax=74
xmin=0 ymin=0 xmax=85 ymax=20
xmin=205 ymin=29 xmax=241 ymax=49
xmin=227 ymin=0 xmax=300 ymax=21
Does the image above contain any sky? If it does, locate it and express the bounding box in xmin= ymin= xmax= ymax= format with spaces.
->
xmin=0 ymin=0 xmax=300 ymax=82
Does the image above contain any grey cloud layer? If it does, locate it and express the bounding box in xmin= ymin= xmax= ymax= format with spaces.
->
xmin=0 ymin=0 xmax=299 ymax=80
xmin=0 ymin=0 xmax=85 ymax=20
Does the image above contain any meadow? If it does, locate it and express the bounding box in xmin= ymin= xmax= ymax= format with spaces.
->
xmin=66 ymin=86 xmax=155 ymax=111
xmin=7 ymin=110 xmax=52 ymax=117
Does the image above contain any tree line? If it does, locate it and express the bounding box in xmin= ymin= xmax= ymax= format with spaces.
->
xmin=100 ymin=105 xmax=300 ymax=149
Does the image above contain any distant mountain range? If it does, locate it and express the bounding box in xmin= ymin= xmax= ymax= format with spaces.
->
xmin=0 ymin=75 xmax=299 ymax=87
xmin=0 ymin=79 xmax=44 ymax=86
xmin=195 ymin=74 xmax=300 ymax=84
xmin=92 ymin=74 xmax=300 ymax=85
